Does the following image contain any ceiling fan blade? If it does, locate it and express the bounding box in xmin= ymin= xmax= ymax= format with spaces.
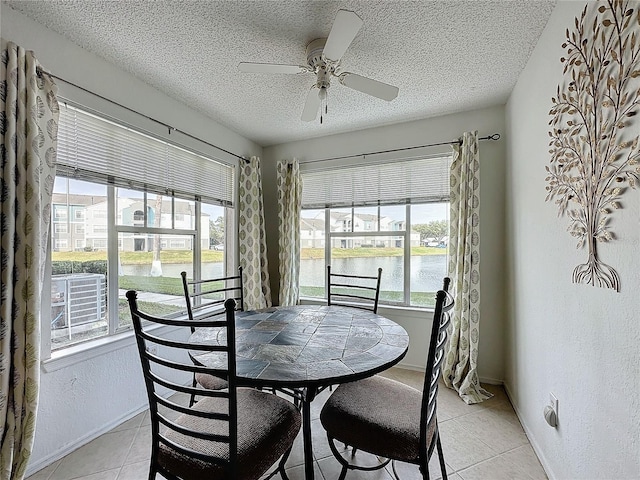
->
xmin=340 ymin=73 xmax=399 ymax=101
xmin=238 ymin=62 xmax=308 ymax=74
xmin=301 ymin=87 xmax=321 ymax=122
xmin=322 ymin=9 xmax=363 ymax=62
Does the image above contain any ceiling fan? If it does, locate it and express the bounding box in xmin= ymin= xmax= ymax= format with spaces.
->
xmin=238 ymin=9 xmax=399 ymax=123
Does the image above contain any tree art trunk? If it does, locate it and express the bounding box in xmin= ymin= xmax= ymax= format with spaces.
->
xmin=572 ymin=235 xmax=620 ymax=292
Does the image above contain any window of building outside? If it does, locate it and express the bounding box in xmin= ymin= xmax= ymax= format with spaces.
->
xmin=298 ymin=154 xmax=451 ymax=309
xmin=48 ymin=103 xmax=235 ymax=355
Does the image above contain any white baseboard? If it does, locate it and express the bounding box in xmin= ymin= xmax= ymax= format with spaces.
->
xmin=503 ymin=382 xmax=554 ymax=480
xmin=479 ymin=375 xmax=503 ymax=385
xmin=26 ymin=403 xmax=149 ymax=478
xmin=395 ymin=361 xmax=425 ymax=372
xmin=396 ymin=362 xmax=505 ymax=387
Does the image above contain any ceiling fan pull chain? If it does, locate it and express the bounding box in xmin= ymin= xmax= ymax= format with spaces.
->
xmin=325 ymin=90 xmax=328 ymax=116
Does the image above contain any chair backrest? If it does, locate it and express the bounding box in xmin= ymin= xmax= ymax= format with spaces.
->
xmin=327 ymin=265 xmax=382 ymax=313
xmin=181 ymin=267 xmax=244 ymax=330
xmin=419 ymin=277 xmax=454 ymax=462
xmin=127 ymin=291 xmax=239 ymax=478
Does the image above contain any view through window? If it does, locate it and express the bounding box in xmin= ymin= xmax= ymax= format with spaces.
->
xmin=50 ymin=179 xmax=229 ymax=351
xmin=300 ymin=203 xmax=449 ymax=308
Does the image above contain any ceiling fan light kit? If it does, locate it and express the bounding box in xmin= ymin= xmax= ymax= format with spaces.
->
xmin=238 ymin=9 xmax=399 ymax=123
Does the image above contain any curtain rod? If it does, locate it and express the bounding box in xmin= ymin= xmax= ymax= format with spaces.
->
xmin=298 ymin=133 xmax=501 ymax=164
xmin=40 ymin=70 xmax=248 ymax=162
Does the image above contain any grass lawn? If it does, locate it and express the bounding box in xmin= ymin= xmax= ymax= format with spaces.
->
xmin=118 ymin=275 xmax=185 ymax=295
xmin=52 ymin=246 xmax=447 ymax=264
xmin=52 ymin=250 xmax=224 ymax=264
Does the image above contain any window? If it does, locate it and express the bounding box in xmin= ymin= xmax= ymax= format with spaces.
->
xmin=47 ymin=104 xmax=235 ymax=354
xmin=54 ymin=206 xmax=67 ymax=219
xmin=54 ymin=239 xmax=68 ymax=250
xmin=92 ymin=239 xmax=107 ymax=249
xmin=299 ymin=154 xmax=451 ymax=309
xmin=55 ymin=223 xmax=68 ymax=234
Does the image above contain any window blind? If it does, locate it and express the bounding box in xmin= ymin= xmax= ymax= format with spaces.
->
xmin=300 ymin=154 xmax=451 ymax=209
xmin=56 ymin=104 xmax=235 ymax=206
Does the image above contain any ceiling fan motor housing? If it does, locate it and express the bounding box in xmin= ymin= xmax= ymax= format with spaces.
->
xmin=307 ymin=38 xmax=334 ymax=89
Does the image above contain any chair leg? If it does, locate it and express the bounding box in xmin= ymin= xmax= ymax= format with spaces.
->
xmin=338 ymin=465 xmax=348 ymax=480
xmin=278 ymin=445 xmax=294 ymax=480
xmin=189 ymin=374 xmax=197 ymax=407
xmin=419 ymin=463 xmax=430 ymax=480
xmin=436 ymin=435 xmax=447 ymax=480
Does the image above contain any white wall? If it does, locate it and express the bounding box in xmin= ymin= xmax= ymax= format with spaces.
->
xmin=2 ymin=7 xmax=262 ymax=475
xmin=505 ymin=2 xmax=640 ymax=479
xmin=263 ymin=105 xmax=506 ymax=382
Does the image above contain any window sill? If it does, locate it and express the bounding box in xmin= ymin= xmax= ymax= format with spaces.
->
xmin=42 ymin=324 xmax=178 ymax=373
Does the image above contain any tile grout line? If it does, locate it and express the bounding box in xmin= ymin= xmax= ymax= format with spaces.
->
xmin=115 ymin=423 xmax=143 ymax=479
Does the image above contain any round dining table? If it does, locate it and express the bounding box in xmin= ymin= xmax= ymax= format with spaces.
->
xmin=189 ymin=304 xmax=409 ymax=480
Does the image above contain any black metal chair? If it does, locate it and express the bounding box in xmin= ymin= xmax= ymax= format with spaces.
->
xmin=127 ymin=292 xmax=301 ymax=480
xmin=320 ymin=277 xmax=454 ymax=480
xmin=327 ymin=265 xmax=382 ymax=313
xmin=181 ymin=268 xmax=243 ymax=406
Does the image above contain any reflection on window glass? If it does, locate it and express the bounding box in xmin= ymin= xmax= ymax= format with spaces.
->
xmin=51 ymin=178 xmax=109 ymax=350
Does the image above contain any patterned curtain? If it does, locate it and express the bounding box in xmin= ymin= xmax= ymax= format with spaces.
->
xmin=442 ymin=131 xmax=492 ymax=405
xmin=277 ymin=160 xmax=302 ymax=306
xmin=238 ymin=156 xmax=272 ymax=310
xmin=0 ymin=43 xmax=59 ymax=479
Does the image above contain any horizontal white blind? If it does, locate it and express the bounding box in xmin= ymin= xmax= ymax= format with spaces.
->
xmin=301 ymin=155 xmax=451 ymax=208
xmin=56 ymin=105 xmax=235 ymax=206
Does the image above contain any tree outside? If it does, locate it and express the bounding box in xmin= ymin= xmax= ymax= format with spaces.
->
xmin=210 ymin=216 xmax=225 ymax=246
xmin=412 ymin=220 xmax=448 ymax=244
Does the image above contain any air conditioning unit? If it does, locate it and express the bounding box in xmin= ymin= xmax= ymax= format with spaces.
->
xmin=51 ymin=273 xmax=106 ymax=332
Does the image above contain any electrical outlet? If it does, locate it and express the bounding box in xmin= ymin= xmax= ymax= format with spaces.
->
xmin=550 ymin=392 xmax=558 ymax=416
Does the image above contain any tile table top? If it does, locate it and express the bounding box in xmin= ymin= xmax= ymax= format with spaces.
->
xmin=189 ymin=304 xmax=409 ymax=388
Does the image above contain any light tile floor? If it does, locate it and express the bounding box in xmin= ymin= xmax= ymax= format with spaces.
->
xmin=27 ymin=367 xmax=548 ymax=480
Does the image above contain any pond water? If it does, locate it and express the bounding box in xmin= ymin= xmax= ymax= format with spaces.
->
xmin=121 ymin=255 xmax=447 ymax=293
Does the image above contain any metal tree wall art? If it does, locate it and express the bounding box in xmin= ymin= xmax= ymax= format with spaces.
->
xmin=546 ymin=0 xmax=640 ymax=292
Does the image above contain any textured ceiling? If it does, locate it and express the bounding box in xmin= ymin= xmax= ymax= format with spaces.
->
xmin=4 ymin=0 xmax=556 ymax=147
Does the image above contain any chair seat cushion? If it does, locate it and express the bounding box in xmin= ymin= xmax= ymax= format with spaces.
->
xmin=320 ymin=375 xmax=435 ymax=462
xmin=159 ymin=388 xmax=301 ymax=480
xmin=195 ymin=372 xmax=228 ymax=390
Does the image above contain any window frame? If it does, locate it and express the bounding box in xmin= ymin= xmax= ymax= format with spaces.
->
xmin=299 ymin=152 xmax=452 ymax=310
xmin=303 ymin=203 xmax=444 ymax=308
xmin=43 ymin=101 xmax=239 ymax=364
